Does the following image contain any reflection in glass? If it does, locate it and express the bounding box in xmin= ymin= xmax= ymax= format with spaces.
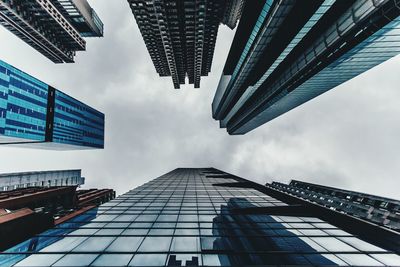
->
xmin=106 ymin=237 xmax=144 ymax=252
xmin=138 ymin=237 xmax=172 ymax=252
xmin=129 ymin=254 xmax=167 ymax=266
xmin=52 ymin=254 xmax=99 ymax=266
xmin=14 ymin=254 xmax=63 ymax=267
xmin=91 ymin=254 xmax=133 ymax=267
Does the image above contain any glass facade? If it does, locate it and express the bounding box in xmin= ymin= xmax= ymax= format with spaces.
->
xmin=1 ymin=168 xmax=399 ymax=266
xmin=0 ymin=60 xmax=104 ymax=149
xmin=0 ymin=60 xmax=48 ymax=143
xmin=212 ymin=0 xmax=400 ymax=135
xmin=53 ymin=91 xmax=104 ymax=149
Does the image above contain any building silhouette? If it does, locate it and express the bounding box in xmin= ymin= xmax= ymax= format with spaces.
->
xmin=212 ymin=0 xmax=400 ymax=134
xmin=0 ymin=60 xmax=104 ymax=149
xmin=0 ymin=168 xmax=399 ymax=266
xmin=127 ymin=0 xmax=244 ymax=89
xmin=0 ymin=0 xmax=104 ymax=63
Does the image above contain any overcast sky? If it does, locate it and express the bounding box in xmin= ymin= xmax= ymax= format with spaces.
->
xmin=0 ymin=1 xmax=399 ymax=199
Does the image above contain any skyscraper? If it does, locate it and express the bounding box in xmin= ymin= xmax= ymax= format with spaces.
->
xmin=0 ymin=169 xmax=85 ymax=192
xmin=127 ymin=0 xmax=244 ymax=89
xmin=0 ymin=60 xmax=105 ymax=149
xmin=1 ymin=168 xmax=399 ymax=266
xmin=269 ymin=180 xmax=400 ymax=232
xmin=0 ymin=0 xmax=104 ymax=63
xmin=212 ymin=0 xmax=400 ymax=134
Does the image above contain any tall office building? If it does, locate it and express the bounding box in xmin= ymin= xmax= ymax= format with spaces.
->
xmin=212 ymin=0 xmax=400 ymax=134
xmin=0 ymin=169 xmax=84 ymax=192
xmin=0 ymin=0 xmax=104 ymax=63
xmin=0 ymin=60 xmax=105 ymax=149
xmin=1 ymin=168 xmax=399 ymax=266
xmin=127 ymin=0 xmax=244 ymax=89
xmin=269 ymin=180 xmax=400 ymax=232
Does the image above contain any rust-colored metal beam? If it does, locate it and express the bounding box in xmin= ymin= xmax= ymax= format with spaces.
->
xmin=0 ymin=208 xmax=53 ymax=251
xmin=78 ymin=189 xmax=114 ymax=207
xmin=0 ymin=186 xmax=76 ymax=209
xmin=54 ymin=205 xmax=96 ymax=225
xmin=0 ymin=208 xmax=34 ymax=224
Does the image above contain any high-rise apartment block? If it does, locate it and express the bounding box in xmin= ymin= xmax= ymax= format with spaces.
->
xmin=0 ymin=169 xmax=84 ymax=192
xmin=0 ymin=0 xmax=104 ymax=63
xmin=270 ymin=180 xmax=400 ymax=232
xmin=1 ymin=168 xmax=398 ymax=266
xmin=212 ymin=0 xmax=400 ymax=134
xmin=0 ymin=60 xmax=105 ymax=149
xmin=127 ymin=0 xmax=244 ymax=89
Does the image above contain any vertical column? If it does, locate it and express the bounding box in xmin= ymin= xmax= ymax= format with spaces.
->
xmin=45 ymin=86 xmax=56 ymax=142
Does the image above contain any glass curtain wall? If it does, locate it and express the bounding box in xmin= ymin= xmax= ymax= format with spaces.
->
xmin=1 ymin=168 xmax=399 ymax=266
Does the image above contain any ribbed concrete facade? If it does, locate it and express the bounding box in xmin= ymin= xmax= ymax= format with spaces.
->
xmin=127 ymin=0 xmax=243 ymax=89
xmin=0 ymin=0 xmax=103 ymax=63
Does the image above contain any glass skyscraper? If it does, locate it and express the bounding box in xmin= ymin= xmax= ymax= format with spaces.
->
xmin=0 ymin=60 xmax=104 ymax=149
xmin=212 ymin=0 xmax=400 ymax=134
xmin=1 ymin=168 xmax=399 ymax=266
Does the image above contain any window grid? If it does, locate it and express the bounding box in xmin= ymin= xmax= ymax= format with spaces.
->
xmin=1 ymin=169 xmax=398 ymax=266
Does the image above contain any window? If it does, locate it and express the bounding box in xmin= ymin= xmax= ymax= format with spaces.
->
xmin=72 ymin=237 xmax=115 ymax=252
xmin=178 ymin=214 xmax=198 ymax=222
xmin=114 ymin=214 xmax=138 ymax=222
xmin=305 ymin=254 xmax=347 ymax=266
xmin=171 ymin=237 xmax=200 ymax=252
xmin=336 ymin=254 xmax=384 ymax=266
xmin=67 ymin=228 xmax=97 ymax=236
xmin=41 ymin=237 xmax=87 ymax=252
xmin=52 ymin=254 xmax=98 ymax=266
xmin=339 ymin=237 xmax=385 ymax=252
xmin=106 ymin=237 xmax=144 ymax=252
xmin=201 ymin=237 xmax=218 ymax=251
xmin=129 ymin=254 xmax=167 ymax=266
xmin=174 ymin=228 xmax=199 ymax=235
xmin=299 ymin=229 xmax=327 ymax=236
xmin=149 ymin=228 xmax=174 ymax=235
xmin=202 ymin=254 xmax=231 ymax=266
xmin=14 ymin=254 xmax=63 ymax=266
xmin=138 ymin=236 xmax=172 ymax=252
xmin=311 ymin=237 xmax=358 ymax=252
xmin=134 ymin=214 xmax=158 ymax=222
xmin=91 ymin=254 xmax=133 ymax=267
xmin=156 ymin=214 xmax=178 ymax=221
xmin=95 ymin=229 xmax=124 ymax=235
xmin=370 ymin=253 xmax=400 ymax=265
xmin=122 ymin=228 xmax=149 ymax=235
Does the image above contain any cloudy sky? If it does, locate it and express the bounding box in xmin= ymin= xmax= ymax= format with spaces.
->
xmin=0 ymin=1 xmax=399 ymax=199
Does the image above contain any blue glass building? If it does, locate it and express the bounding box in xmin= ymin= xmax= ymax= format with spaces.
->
xmin=0 ymin=168 xmax=399 ymax=266
xmin=0 ymin=60 xmax=104 ymax=149
xmin=212 ymin=0 xmax=400 ymax=134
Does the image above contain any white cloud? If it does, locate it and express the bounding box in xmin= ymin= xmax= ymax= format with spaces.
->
xmin=0 ymin=1 xmax=399 ymax=199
